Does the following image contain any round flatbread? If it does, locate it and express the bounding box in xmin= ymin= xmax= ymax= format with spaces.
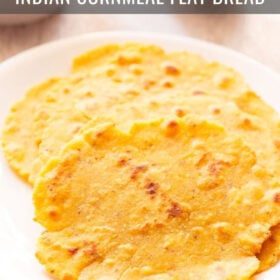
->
xmin=33 ymin=117 xmax=280 ymax=280
xmin=2 ymin=43 xmax=251 ymax=184
xmin=2 ymin=43 xmax=280 ymax=271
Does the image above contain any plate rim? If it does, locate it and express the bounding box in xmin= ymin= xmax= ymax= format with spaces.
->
xmin=1 ymin=30 xmax=280 ymax=280
xmin=0 ymin=31 xmax=279 ymax=80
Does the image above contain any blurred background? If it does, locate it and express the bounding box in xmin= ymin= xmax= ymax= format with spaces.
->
xmin=0 ymin=15 xmax=279 ymax=72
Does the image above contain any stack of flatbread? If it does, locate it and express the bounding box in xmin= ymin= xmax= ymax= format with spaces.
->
xmin=2 ymin=43 xmax=280 ymax=280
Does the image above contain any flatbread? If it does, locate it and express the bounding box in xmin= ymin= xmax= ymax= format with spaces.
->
xmin=233 ymin=91 xmax=280 ymax=272
xmin=257 ymin=224 xmax=280 ymax=272
xmin=33 ymin=117 xmax=280 ymax=280
xmin=1 ymin=43 xmax=251 ymax=184
xmin=2 ymin=43 xmax=280 ymax=271
xmin=1 ymin=77 xmax=90 ymax=183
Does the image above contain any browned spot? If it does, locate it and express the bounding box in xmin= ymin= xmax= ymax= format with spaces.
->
xmin=68 ymin=248 xmax=79 ymax=255
xmin=131 ymin=165 xmax=148 ymax=180
xmin=166 ymin=120 xmax=179 ymax=137
xmin=212 ymin=108 xmax=221 ymax=115
xmin=168 ymin=120 xmax=178 ymax=129
xmin=162 ymin=80 xmax=174 ymax=88
xmin=95 ymin=131 xmax=104 ymax=138
xmin=239 ymin=118 xmax=257 ymax=130
xmin=117 ymin=158 xmax=128 ymax=167
xmin=165 ymin=65 xmax=180 ymax=75
xmin=144 ymin=80 xmax=156 ymax=90
xmin=48 ymin=210 xmax=59 ymax=219
xmin=117 ymin=55 xmax=127 ymax=65
xmin=145 ymin=182 xmax=159 ymax=198
xmin=192 ymin=90 xmax=206 ymax=95
xmin=208 ymin=161 xmax=224 ymax=177
xmin=168 ymin=202 xmax=182 ymax=218
xmin=243 ymin=118 xmax=251 ymax=127
xmin=274 ymin=193 xmax=280 ymax=203
xmin=175 ymin=109 xmax=186 ymax=118
xmin=155 ymin=222 xmax=164 ymax=228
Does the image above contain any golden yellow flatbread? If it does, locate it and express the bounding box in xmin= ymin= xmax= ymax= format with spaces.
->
xmin=1 ymin=77 xmax=91 ymax=183
xmin=257 ymin=224 xmax=280 ymax=272
xmin=34 ymin=117 xmax=280 ymax=280
xmin=233 ymin=91 xmax=280 ymax=272
xmin=2 ymin=43 xmax=280 ymax=272
xmin=2 ymin=43 xmax=251 ymax=184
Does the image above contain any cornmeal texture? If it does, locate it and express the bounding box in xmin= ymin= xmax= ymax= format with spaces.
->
xmin=2 ymin=43 xmax=252 ymax=184
xmin=34 ymin=118 xmax=280 ymax=280
xmin=2 ymin=43 xmax=280 ymax=273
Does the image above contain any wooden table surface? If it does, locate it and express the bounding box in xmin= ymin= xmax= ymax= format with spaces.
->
xmin=0 ymin=14 xmax=279 ymax=73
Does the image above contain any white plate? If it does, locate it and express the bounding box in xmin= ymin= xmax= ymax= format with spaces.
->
xmin=0 ymin=31 xmax=280 ymax=280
